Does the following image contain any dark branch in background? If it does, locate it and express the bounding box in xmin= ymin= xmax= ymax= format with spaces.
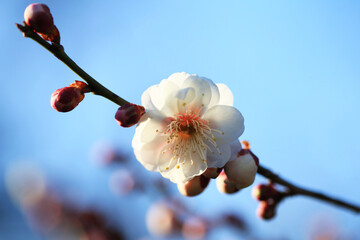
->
xmin=16 ymin=23 xmax=129 ymax=107
xmin=257 ymin=165 xmax=360 ymax=213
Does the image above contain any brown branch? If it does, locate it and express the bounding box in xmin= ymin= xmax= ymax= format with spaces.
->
xmin=16 ymin=23 xmax=129 ymax=107
xmin=257 ymin=165 xmax=360 ymax=213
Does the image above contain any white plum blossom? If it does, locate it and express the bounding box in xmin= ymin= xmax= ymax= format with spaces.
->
xmin=132 ymin=72 xmax=245 ymax=183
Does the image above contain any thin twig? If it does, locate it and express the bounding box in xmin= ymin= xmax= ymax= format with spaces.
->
xmin=257 ymin=165 xmax=360 ymax=213
xmin=16 ymin=23 xmax=129 ymax=107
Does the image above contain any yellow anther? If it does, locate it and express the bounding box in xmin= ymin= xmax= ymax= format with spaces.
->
xmin=176 ymin=165 xmax=180 ymax=169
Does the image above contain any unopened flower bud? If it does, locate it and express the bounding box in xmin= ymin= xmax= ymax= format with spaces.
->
xmin=50 ymin=81 xmax=89 ymax=112
xmin=24 ymin=3 xmax=60 ymax=43
xmin=24 ymin=3 xmax=54 ymax=33
xmin=216 ymin=171 xmax=239 ymax=194
xmin=224 ymin=141 xmax=258 ymax=190
xmin=202 ymin=167 xmax=222 ymax=179
xmin=256 ymin=201 xmax=276 ymax=220
xmin=51 ymin=87 xmax=83 ymax=112
xmin=177 ymin=175 xmax=210 ymax=197
xmin=115 ymin=103 xmax=145 ymax=128
xmin=252 ymin=184 xmax=278 ymax=201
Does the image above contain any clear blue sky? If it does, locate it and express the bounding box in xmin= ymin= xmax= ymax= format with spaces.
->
xmin=1 ymin=1 xmax=360 ymax=239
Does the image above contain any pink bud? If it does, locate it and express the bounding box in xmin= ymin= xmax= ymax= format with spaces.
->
xmin=216 ymin=171 xmax=239 ymax=194
xmin=115 ymin=103 xmax=145 ymax=128
xmin=24 ymin=3 xmax=54 ymax=33
xmin=202 ymin=167 xmax=222 ymax=179
xmin=252 ymin=184 xmax=279 ymax=201
xmin=50 ymin=87 xmax=84 ymax=112
xmin=177 ymin=175 xmax=209 ymax=197
xmin=256 ymin=201 xmax=276 ymax=220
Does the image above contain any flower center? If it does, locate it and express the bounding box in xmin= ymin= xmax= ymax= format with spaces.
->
xmin=157 ymin=109 xmax=224 ymax=171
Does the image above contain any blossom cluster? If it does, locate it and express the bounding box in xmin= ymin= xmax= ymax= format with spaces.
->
xmin=132 ymin=73 xmax=258 ymax=195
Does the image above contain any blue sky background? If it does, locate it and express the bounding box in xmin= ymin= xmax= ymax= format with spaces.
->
xmin=1 ymin=0 xmax=360 ymax=239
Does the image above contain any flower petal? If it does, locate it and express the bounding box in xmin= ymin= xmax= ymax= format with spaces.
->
xmin=217 ymin=83 xmax=233 ymax=106
xmin=180 ymin=75 xmax=212 ymax=112
xmin=206 ymin=141 xmax=231 ymax=168
xmin=167 ymin=72 xmax=191 ymax=86
xmin=133 ymin=135 xmax=167 ymax=171
xmin=141 ymin=84 xmax=161 ymax=110
xmin=181 ymin=151 xmax=208 ymax=181
xmin=160 ymin=80 xmax=182 ymax=116
xmin=202 ymin=77 xmax=220 ymax=109
xmin=203 ymin=105 xmax=245 ymax=142
xmin=133 ymin=111 xmax=166 ymax=144
xmin=159 ymin=150 xmax=207 ymax=183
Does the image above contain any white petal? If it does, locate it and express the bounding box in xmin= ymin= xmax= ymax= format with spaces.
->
xmin=141 ymin=84 xmax=162 ymax=110
xmin=133 ymin=133 xmax=171 ymax=171
xmin=203 ymin=105 xmax=245 ymax=142
xmin=132 ymin=112 xmax=165 ymax=145
xmin=180 ymin=75 xmax=212 ymax=112
xmin=175 ymin=87 xmax=193 ymax=101
xmin=202 ymin=77 xmax=220 ymax=109
xmin=167 ymin=72 xmax=191 ymax=86
xmin=181 ymin=151 xmax=207 ymax=180
xmin=132 ymin=117 xmax=148 ymax=149
xmin=206 ymin=142 xmax=231 ymax=168
xmin=160 ymin=80 xmax=182 ymax=116
xmin=217 ymin=83 xmax=233 ymax=106
xmin=176 ymin=87 xmax=196 ymax=113
xmin=159 ymin=150 xmax=207 ymax=183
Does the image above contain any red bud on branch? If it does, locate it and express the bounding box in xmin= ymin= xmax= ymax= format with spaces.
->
xmin=115 ymin=104 xmax=145 ymax=128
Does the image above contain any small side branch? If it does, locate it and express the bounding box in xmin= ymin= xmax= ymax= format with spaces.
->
xmin=257 ymin=165 xmax=360 ymax=213
xmin=16 ymin=23 xmax=129 ymax=107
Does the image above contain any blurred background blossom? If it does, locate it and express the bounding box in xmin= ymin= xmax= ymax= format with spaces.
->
xmin=1 ymin=0 xmax=360 ymax=239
